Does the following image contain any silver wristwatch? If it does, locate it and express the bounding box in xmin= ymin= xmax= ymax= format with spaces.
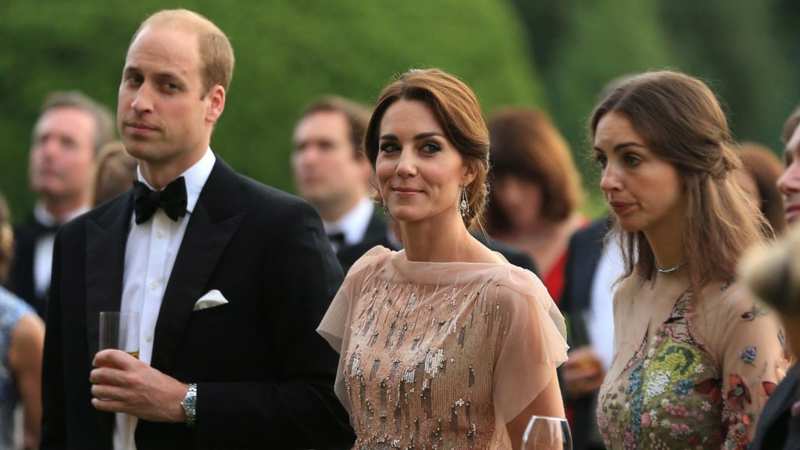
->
xmin=181 ymin=383 xmax=197 ymax=427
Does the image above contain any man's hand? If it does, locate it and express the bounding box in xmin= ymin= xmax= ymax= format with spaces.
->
xmin=90 ymin=349 xmax=188 ymax=423
xmin=562 ymin=346 xmax=605 ymax=398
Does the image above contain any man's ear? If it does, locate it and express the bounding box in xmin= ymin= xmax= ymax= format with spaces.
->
xmin=205 ymin=85 xmax=226 ymax=125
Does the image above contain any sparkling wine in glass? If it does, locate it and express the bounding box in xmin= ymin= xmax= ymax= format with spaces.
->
xmin=521 ymin=415 xmax=572 ymax=450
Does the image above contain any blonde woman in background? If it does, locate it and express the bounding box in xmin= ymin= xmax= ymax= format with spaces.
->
xmin=740 ymin=226 xmax=800 ymax=449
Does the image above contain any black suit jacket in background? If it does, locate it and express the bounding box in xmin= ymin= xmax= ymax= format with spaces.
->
xmin=334 ymin=212 xmax=540 ymax=277
xmin=336 ymin=211 xmax=396 ymax=274
xmin=749 ymin=363 xmax=800 ymax=450
xmin=7 ymin=216 xmax=53 ymax=317
xmin=559 ymin=217 xmax=610 ymax=450
xmin=41 ymin=158 xmax=353 ymax=450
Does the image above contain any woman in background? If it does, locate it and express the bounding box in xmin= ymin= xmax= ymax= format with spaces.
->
xmin=0 ymin=194 xmax=44 ymax=450
xmin=592 ymin=71 xmax=787 ymax=449
xmin=736 ymin=142 xmax=786 ymax=236
xmin=318 ymin=69 xmax=567 ymax=449
xmin=485 ymin=108 xmax=585 ymax=303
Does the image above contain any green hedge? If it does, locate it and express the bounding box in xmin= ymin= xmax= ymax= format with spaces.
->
xmin=0 ymin=0 xmax=545 ymax=219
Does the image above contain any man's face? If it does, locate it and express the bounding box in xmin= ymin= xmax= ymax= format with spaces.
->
xmin=117 ymin=25 xmax=220 ymax=166
xmin=778 ymin=124 xmax=800 ymax=224
xmin=292 ymin=111 xmax=370 ymax=207
xmin=29 ymin=107 xmax=96 ymax=202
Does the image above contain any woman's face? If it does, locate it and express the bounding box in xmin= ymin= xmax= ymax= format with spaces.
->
xmin=375 ymin=99 xmax=474 ymax=226
xmin=594 ymin=112 xmax=685 ymax=235
xmin=492 ymin=175 xmax=542 ymax=231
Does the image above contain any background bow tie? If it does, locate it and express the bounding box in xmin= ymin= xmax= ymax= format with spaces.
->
xmin=133 ymin=177 xmax=188 ymax=224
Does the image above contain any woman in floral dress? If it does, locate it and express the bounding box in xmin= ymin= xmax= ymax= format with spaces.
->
xmin=591 ymin=71 xmax=788 ymax=450
xmin=318 ymin=68 xmax=569 ymax=449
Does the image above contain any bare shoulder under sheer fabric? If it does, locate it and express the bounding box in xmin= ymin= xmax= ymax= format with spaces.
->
xmin=318 ymin=246 xmax=568 ymax=449
xmin=597 ymin=275 xmax=788 ymax=450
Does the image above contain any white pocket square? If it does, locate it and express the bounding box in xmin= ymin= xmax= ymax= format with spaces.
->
xmin=193 ymin=289 xmax=229 ymax=311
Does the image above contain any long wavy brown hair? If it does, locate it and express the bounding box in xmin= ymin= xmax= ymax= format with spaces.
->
xmin=589 ymin=71 xmax=769 ymax=289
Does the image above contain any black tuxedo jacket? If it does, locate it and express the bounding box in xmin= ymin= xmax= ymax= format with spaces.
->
xmin=559 ymin=217 xmax=610 ymax=450
xmin=8 ymin=216 xmax=54 ymax=317
xmin=336 ymin=211 xmax=396 ymax=274
xmin=41 ymin=159 xmax=353 ymax=449
xmin=750 ymin=363 xmax=800 ymax=450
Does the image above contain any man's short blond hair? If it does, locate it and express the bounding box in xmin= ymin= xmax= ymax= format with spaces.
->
xmin=132 ymin=9 xmax=235 ymax=94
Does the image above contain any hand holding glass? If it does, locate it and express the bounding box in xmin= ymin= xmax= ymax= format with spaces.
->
xmin=522 ymin=415 xmax=572 ymax=450
xmin=99 ymin=311 xmax=140 ymax=359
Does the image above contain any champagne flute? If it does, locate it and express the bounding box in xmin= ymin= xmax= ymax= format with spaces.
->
xmin=99 ymin=311 xmax=140 ymax=358
xmin=521 ymin=415 xmax=572 ymax=450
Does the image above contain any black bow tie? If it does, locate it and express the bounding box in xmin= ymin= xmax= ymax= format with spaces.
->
xmin=327 ymin=232 xmax=346 ymax=247
xmin=132 ymin=177 xmax=188 ymax=224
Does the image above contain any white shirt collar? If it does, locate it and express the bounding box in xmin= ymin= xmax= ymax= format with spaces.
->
xmin=34 ymin=202 xmax=90 ymax=226
xmin=136 ymin=148 xmax=216 ymax=214
xmin=323 ymin=197 xmax=374 ymax=246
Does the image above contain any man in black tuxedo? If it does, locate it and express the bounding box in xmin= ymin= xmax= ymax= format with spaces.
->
xmin=9 ymin=91 xmax=114 ymax=318
xmin=292 ymin=96 xmax=396 ymax=273
xmin=559 ymin=217 xmax=620 ymax=450
xmin=41 ymin=9 xmax=352 ymax=450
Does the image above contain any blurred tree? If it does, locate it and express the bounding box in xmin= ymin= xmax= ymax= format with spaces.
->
xmin=0 ymin=0 xmax=544 ymax=219
xmin=658 ymin=0 xmax=799 ymax=152
xmin=521 ymin=0 xmax=674 ymax=192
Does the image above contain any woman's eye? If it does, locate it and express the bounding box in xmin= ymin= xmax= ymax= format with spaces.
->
xmin=421 ymin=142 xmax=441 ymax=154
xmin=593 ymin=153 xmax=607 ymax=168
xmin=623 ymin=154 xmax=641 ymax=167
xmin=379 ymin=142 xmax=400 ymax=153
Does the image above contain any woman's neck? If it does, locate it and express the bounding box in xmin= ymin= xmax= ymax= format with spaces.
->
xmin=644 ymin=220 xmax=685 ymax=272
xmin=400 ymin=211 xmax=478 ymax=263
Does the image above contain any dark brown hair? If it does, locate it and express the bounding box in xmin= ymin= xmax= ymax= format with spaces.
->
xmin=40 ymin=90 xmax=115 ymax=154
xmin=738 ymin=142 xmax=786 ymax=236
xmin=300 ymin=96 xmax=371 ymax=158
xmin=485 ymin=108 xmax=582 ymax=234
xmin=589 ymin=70 xmax=767 ymax=289
xmin=364 ymin=68 xmax=490 ymax=229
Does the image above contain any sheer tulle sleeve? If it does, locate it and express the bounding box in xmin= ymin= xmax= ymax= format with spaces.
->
xmin=316 ymin=245 xmax=390 ymax=411
xmin=492 ymin=270 xmax=569 ymax=423
xmin=705 ymin=285 xmax=789 ymax=449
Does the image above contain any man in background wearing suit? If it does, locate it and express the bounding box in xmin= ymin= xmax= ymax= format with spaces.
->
xmin=292 ymin=96 xmax=395 ymax=273
xmin=559 ymin=217 xmax=622 ymax=450
xmin=41 ymin=9 xmax=352 ymax=449
xmin=9 ymin=91 xmax=114 ymax=317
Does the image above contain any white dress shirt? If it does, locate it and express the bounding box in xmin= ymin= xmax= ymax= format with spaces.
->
xmin=113 ymin=149 xmax=215 ymax=450
xmin=322 ymin=197 xmax=374 ymax=252
xmin=585 ymin=234 xmax=624 ymax=370
xmin=32 ymin=203 xmax=89 ymax=299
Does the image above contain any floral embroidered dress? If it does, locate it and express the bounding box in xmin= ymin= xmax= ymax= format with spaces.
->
xmin=318 ymin=246 xmax=568 ymax=449
xmin=597 ymin=275 xmax=788 ymax=450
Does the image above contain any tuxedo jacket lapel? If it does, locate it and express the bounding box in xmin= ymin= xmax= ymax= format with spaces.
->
xmin=150 ymin=160 xmax=244 ymax=373
xmin=85 ymin=193 xmax=133 ymax=358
